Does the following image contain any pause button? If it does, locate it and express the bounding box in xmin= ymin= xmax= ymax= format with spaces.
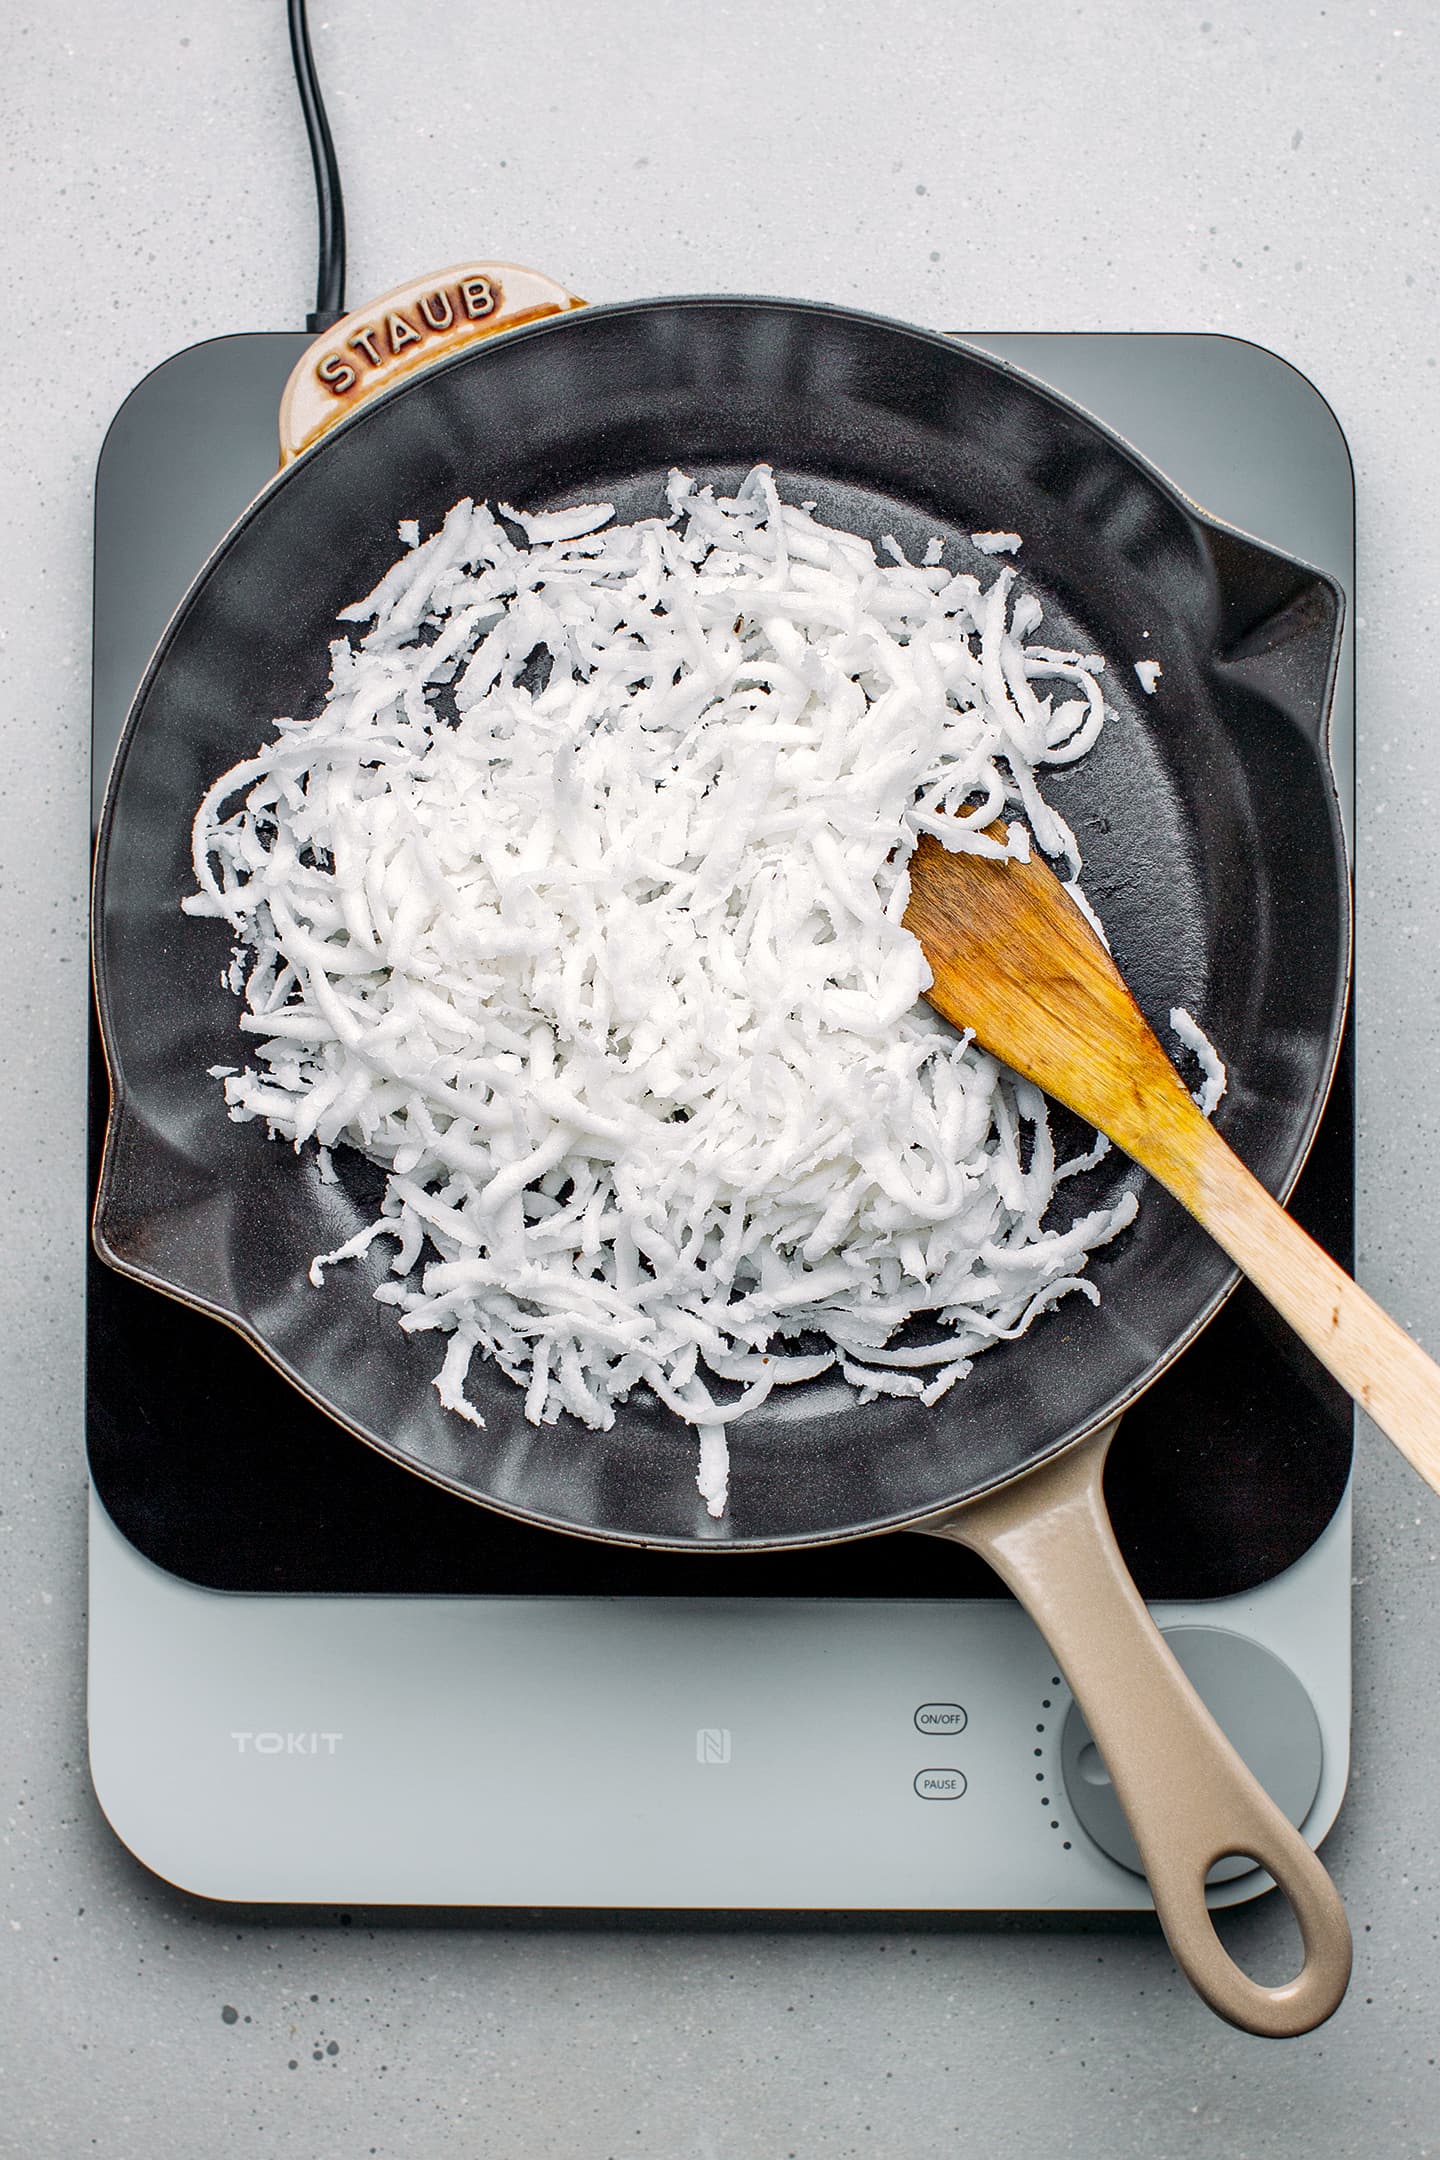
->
xmin=914 ymin=1768 xmax=967 ymax=1800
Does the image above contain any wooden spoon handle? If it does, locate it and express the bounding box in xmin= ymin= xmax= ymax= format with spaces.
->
xmin=906 ymin=830 xmax=1440 ymax=1495
xmin=1162 ymin=1108 xmax=1440 ymax=1497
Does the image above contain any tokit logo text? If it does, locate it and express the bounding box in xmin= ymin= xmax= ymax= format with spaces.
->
xmin=230 ymin=1731 xmax=343 ymax=1756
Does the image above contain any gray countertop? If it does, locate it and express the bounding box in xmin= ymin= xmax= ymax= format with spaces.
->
xmin=3 ymin=2 xmax=1439 ymax=2153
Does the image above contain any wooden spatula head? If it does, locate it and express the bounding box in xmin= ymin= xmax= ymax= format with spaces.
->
xmin=903 ymin=831 xmax=1207 ymax=1204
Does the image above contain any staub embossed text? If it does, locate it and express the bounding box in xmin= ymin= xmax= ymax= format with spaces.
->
xmin=314 ymin=275 xmax=500 ymax=397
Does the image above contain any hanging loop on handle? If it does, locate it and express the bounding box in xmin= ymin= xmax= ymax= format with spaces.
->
xmin=918 ymin=1422 xmax=1352 ymax=2036
xmin=277 ymin=260 xmax=585 ymax=465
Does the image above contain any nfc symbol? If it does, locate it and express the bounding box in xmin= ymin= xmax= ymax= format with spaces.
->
xmin=696 ymin=1727 xmax=732 ymax=1764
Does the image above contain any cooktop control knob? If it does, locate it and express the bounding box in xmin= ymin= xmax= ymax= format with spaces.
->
xmin=1059 ymin=1626 xmax=1324 ymax=1883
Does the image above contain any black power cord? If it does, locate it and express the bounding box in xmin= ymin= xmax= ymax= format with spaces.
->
xmin=287 ymin=0 xmax=347 ymax=332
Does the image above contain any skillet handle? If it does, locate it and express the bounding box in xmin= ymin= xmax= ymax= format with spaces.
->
xmin=277 ymin=260 xmax=585 ymax=465
xmin=920 ymin=1422 xmax=1352 ymax=2036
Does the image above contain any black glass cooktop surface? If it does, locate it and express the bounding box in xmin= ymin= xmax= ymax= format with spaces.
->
xmin=87 ymin=329 xmax=1355 ymax=1600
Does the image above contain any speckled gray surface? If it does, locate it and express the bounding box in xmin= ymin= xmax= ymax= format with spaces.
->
xmin=3 ymin=1 xmax=1439 ymax=2153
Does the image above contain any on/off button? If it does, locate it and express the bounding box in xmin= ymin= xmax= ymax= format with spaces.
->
xmin=914 ymin=1702 xmax=968 ymax=1736
xmin=914 ymin=1768 xmax=967 ymax=1800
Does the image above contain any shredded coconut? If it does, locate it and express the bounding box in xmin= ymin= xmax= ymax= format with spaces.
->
xmin=186 ymin=467 xmax=1153 ymax=1516
xmin=1170 ymin=1006 xmax=1227 ymax=1116
xmin=1134 ymin=659 xmax=1162 ymax=695
xmin=971 ymin=531 xmax=1022 ymax=555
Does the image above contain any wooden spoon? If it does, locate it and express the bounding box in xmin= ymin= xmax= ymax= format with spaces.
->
xmin=903 ymin=830 xmax=1440 ymax=1499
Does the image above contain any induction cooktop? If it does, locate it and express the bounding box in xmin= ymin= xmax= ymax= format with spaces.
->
xmin=86 ymin=324 xmax=1355 ymax=1910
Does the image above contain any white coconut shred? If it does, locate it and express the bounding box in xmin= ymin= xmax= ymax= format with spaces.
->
xmin=1170 ymin=1005 xmax=1227 ymax=1118
xmin=186 ymin=466 xmax=1158 ymax=1517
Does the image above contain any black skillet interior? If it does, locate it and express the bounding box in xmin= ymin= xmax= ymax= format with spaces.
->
xmin=93 ymin=298 xmax=1348 ymax=1550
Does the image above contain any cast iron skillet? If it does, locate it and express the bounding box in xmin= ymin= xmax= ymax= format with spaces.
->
xmin=92 ymin=268 xmax=1350 ymax=2033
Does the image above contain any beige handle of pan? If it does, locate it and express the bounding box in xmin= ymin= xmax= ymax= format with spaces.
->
xmin=919 ymin=1422 xmax=1352 ymax=2036
xmin=277 ymin=261 xmax=585 ymax=465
